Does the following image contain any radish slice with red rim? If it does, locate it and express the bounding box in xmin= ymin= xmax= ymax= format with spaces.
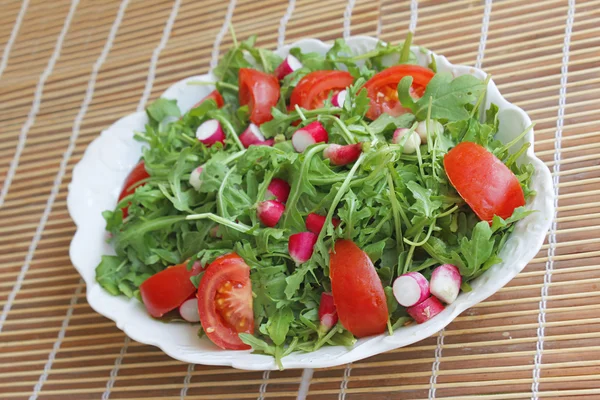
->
xmin=392 ymin=272 xmax=430 ymax=307
xmin=179 ymin=298 xmax=200 ymax=322
xmin=196 ymin=119 xmax=226 ymax=146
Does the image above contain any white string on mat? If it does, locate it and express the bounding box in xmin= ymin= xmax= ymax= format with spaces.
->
xmin=137 ymin=0 xmax=182 ymax=112
xmin=428 ymin=329 xmax=445 ymax=399
xmin=29 ymin=280 xmax=84 ymax=400
xmin=531 ymin=1 xmax=576 ymax=399
xmin=338 ymin=363 xmax=353 ymax=400
xmin=297 ymin=368 xmax=314 ymax=400
xmin=0 ymin=0 xmax=29 ymax=79
xmin=257 ymin=370 xmax=271 ymax=400
xmin=180 ymin=363 xmax=195 ymax=399
xmin=376 ymin=0 xmax=383 ymax=38
xmin=102 ymin=336 xmax=130 ymax=400
xmin=476 ymin=0 xmax=493 ymax=70
xmin=409 ymin=0 xmax=418 ymax=33
xmin=343 ymin=0 xmax=356 ymax=39
xmin=0 ymin=0 xmax=79 ymax=209
xmin=278 ymin=0 xmax=296 ymax=49
xmin=210 ymin=0 xmax=237 ymax=70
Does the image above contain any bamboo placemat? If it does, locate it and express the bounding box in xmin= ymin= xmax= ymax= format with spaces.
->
xmin=0 ymin=0 xmax=599 ymax=398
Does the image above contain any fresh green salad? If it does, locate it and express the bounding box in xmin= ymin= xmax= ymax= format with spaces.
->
xmin=96 ymin=33 xmax=534 ymax=367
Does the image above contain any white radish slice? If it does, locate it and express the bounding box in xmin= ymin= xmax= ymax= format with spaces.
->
xmin=179 ymin=298 xmax=200 ymax=322
xmin=407 ymin=296 xmax=445 ymax=324
xmin=275 ymin=55 xmax=303 ymax=80
xmin=392 ymin=272 xmax=430 ymax=307
xmin=288 ymin=231 xmax=318 ymax=264
xmin=189 ymin=165 xmax=204 ymax=190
xmin=239 ymin=124 xmax=274 ymax=148
xmin=292 ymin=121 xmax=328 ymax=152
xmin=415 ymin=119 xmax=444 ymax=143
xmin=430 ymin=264 xmax=462 ymax=304
xmin=331 ymin=90 xmax=347 ymax=107
xmin=196 ymin=119 xmax=226 ymax=146
xmin=392 ymin=128 xmax=421 ymax=154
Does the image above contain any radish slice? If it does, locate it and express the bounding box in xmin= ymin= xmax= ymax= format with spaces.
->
xmin=331 ymin=90 xmax=347 ymax=107
xmin=392 ymin=272 xmax=430 ymax=307
xmin=292 ymin=121 xmax=328 ymax=152
xmin=318 ymin=292 xmax=338 ymax=332
xmin=305 ymin=213 xmax=340 ymax=234
xmin=196 ymin=119 xmax=226 ymax=146
xmin=266 ymin=178 xmax=291 ymax=203
xmin=257 ymin=200 xmax=285 ymax=227
xmin=430 ymin=264 xmax=462 ymax=304
xmin=179 ymin=298 xmax=200 ymax=322
xmin=275 ymin=55 xmax=303 ymax=80
xmin=239 ymin=124 xmax=274 ymax=148
xmin=189 ymin=165 xmax=204 ymax=190
xmin=407 ymin=296 xmax=445 ymax=324
xmin=323 ymin=143 xmax=362 ymax=166
xmin=392 ymin=128 xmax=421 ymax=154
xmin=288 ymin=231 xmax=318 ymax=264
xmin=415 ymin=119 xmax=444 ymax=143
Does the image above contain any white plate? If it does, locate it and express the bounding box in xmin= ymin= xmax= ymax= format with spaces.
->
xmin=68 ymin=36 xmax=554 ymax=370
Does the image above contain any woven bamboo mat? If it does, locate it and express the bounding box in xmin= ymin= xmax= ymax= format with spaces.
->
xmin=0 ymin=0 xmax=599 ymax=398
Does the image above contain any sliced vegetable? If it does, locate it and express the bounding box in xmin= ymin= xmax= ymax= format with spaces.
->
xmin=275 ymin=54 xmax=302 ymax=80
xmin=364 ymin=65 xmax=434 ymax=120
xmin=290 ymin=70 xmax=354 ymax=110
xmin=415 ymin=119 xmax=444 ymax=143
xmin=197 ymin=253 xmax=254 ymax=350
xmin=266 ymin=178 xmax=291 ymax=203
xmin=239 ymin=124 xmax=274 ymax=148
xmin=392 ymin=272 xmax=430 ymax=307
xmin=444 ymin=142 xmax=526 ymax=221
xmin=179 ymin=297 xmax=200 ymax=322
xmin=189 ymin=165 xmax=204 ymax=190
xmin=306 ymin=213 xmax=340 ymax=234
xmin=392 ymin=128 xmax=421 ymax=154
xmin=329 ymin=240 xmax=388 ymax=337
xmin=288 ymin=231 xmax=318 ymax=264
xmin=318 ymin=292 xmax=338 ymax=332
xmin=430 ymin=264 xmax=462 ymax=304
xmin=331 ymin=89 xmax=347 ymax=107
xmin=407 ymin=296 xmax=445 ymax=324
xmin=292 ymin=121 xmax=328 ymax=152
xmin=323 ymin=143 xmax=362 ymax=166
xmin=239 ymin=68 xmax=280 ymax=125
xmin=257 ymin=200 xmax=285 ymax=227
xmin=140 ymin=263 xmax=197 ymax=318
xmin=117 ymin=160 xmax=150 ymax=219
xmin=196 ymin=119 xmax=226 ymax=146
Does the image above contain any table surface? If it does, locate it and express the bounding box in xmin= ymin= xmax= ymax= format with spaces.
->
xmin=1 ymin=0 xmax=599 ymax=399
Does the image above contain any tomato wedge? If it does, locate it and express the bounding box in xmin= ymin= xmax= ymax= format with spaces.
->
xmin=329 ymin=240 xmax=388 ymax=338
xmin=140 ymin=263 xmax=197 ymax=318
xmin=197 ymin=253 xmax=254 ymax=350
xmin=290 ymin=70 xmax=354 ymax=110
xmin=239 ymin=68 xmax=280 ymax=125
xmin=192 ymin=89 xmax=224 ymax=109
xmin=444 ymin=142 xmax=526 ymax=222
xmin=118 ymin=160 xmax=150 ymax=219
xmin=363 ymin=65 xmax=434 ymax=120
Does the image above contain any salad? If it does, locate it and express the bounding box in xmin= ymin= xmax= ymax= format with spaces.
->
xmin=96 ymin=33 xmax=535 ymax=367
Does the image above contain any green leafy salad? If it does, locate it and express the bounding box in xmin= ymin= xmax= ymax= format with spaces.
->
xmin=96 ymin=33 xmax=535 ymax=367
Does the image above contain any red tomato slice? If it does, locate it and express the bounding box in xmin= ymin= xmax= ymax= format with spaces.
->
xmin=197 ymin=253 xmax=254 ymax=350
xmin=239 ymin=68 xmax=280 ymax=125
xmin=192 ymin=89 xmax=224 ymax=109
xmin=290 ymin=70 xmax=354 ymax=110
xmin=363 ymin=65 xmax=434 ymax=120
xmin=329 ymin=240 xmax=388 ymax=338
xmin=117 ymin=160 xmax=150 ymax=219
xmin=444 ymin=142 xmax=526 ymax=222
xmin=140 ymin=264 xmax=197 ymax=318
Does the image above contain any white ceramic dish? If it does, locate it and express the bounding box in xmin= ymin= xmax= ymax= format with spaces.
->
xmin=68 ymin=36 xmax=554 ymax=370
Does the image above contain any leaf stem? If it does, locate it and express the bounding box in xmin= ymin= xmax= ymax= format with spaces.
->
xmin=186 ymin=213 xmax=253 ymax=233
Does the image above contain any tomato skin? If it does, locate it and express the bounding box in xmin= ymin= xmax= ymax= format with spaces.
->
xmin=363 ymin=65 xmax=434 ymax=120
xmin=329 ymin=240 xmax=389 ymax=338
xmin=239 ymin=68 xmax=280 ymax=125
xmin=140 ymin=264 xmax=197 ymax=318
xmin=197 ymin=253 xmax=254 ymax=350
xmin=290 ymin=71 xmax=354 ymax=110
xmin=444 ymin=142 xmax=526 ymax=222
xmin=117 ymin=160 xmax=150 ymax=219
xmin=192 ymin=90 xmax=224 ymax=109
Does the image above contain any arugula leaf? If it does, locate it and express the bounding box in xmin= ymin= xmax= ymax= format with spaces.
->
xmin=146 ymin=98 xmax=181 ymax=123
xmin=406 ymin=181 xmax=442 ymax=219
xmin=459 ymin=221 xmax=495 ymax=277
